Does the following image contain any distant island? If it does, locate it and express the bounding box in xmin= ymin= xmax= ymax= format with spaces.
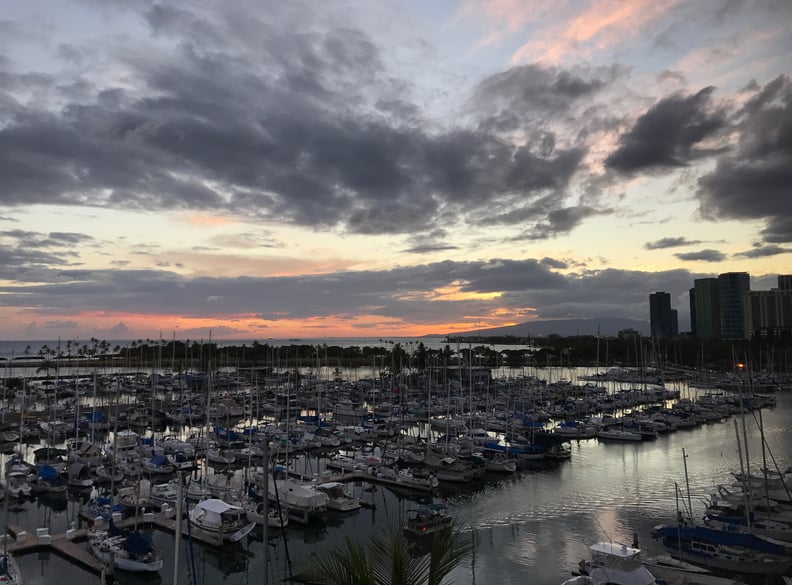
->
xmin=443 ymin=317 xmax=650 ymax=339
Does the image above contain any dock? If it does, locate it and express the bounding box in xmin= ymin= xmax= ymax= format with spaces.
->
xmin=5 ymin=524 xmax=110 ymax=578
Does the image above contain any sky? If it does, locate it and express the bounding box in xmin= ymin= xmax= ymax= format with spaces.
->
xmin=0 ymin=0 xmax=790 ymax=342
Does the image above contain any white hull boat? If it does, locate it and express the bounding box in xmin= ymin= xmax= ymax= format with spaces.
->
xmin=188 ymin=498 xmax=255 ymax=546
xmin=89 ymin=521 xmax=163 ymax=573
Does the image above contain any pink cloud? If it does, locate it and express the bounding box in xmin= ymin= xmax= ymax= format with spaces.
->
xmin=507 ymin=0 xmax=675 ymax=64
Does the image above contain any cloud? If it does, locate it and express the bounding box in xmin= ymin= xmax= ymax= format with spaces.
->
xmin=109 ymin=322 xmax=129 ymax=334
xmin=403 ymin=244 xmax=460 ymax=254
xmin=540 ymin=257 xmax=568 ymax=269
xmin=698 ymin=75 xmax=792 ymax=243
xmin=0 ymin=10 xmax=592 ymax=241
xmin=673 ymin=249 xmax=727 ymax=262
xmin=0 ymin=257 xmax=724 ymax=329
xmin=44 ymin=320 xmax=78 ymax=329
xmin=515 ymin=206 xmax=611 ymax=240
xmin=644 ymin=236 xmax=703 ymax=250
xmin=509 ymin=0 xmax=673 ymax=65
xmin=734 ymin=244 xmax=792 ymax=258
xmin=471 ymin=63 xmax=619 ymax=120
xmin=606 ymin=86 xmax=728 ymax=172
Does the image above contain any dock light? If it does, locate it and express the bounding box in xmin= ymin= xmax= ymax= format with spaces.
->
xmin=736 ymin=363 xmax=744 ymax=369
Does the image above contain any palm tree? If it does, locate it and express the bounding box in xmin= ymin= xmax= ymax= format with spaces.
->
xmin=286 ymin=519 xmax=471 ymax=585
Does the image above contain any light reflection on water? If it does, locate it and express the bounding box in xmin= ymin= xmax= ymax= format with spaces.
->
xmin=9 ymin=389 xmax=792 ymax=584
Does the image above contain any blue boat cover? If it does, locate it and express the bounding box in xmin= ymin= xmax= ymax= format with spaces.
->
xmin=124 ymin=532 xmax=154 ymax=555
xmin=653 ymin=523 xmax=787 ymax=556
xmin=38 ymin=465 xmax=59 ymax=480
xmin=214 ymin=425 xmax=241 ymax=442
xmin=148 ymin=454 xmax=168 ymax=466
xmin=84 ymin=411 xmax=104 ymax=422
xmin=108 ymin=518 xmax=122 ymax=537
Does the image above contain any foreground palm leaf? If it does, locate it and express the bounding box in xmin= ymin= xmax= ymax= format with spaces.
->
xmin=287 ymin=518 xmax=471 ymax=585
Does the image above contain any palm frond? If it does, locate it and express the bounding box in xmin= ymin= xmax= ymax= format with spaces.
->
xmin=287 ymin=536 xmax=375 ymax=585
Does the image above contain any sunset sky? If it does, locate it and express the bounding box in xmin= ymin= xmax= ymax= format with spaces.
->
xmin=1 ymin=0 xmax=790 ymax=342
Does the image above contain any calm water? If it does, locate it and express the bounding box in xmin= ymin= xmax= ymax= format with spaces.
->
xmin=8 ymin=388 xmax=792 ymax=584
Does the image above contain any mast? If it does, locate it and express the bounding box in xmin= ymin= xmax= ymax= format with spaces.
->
xmin=681 ymin=448 xmax=693 ymax=523
xmin=733 ymin=419 xmax=752 ymax=530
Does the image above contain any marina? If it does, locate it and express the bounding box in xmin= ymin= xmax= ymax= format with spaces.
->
xmin=0 ymin=350 xmax=790 ymax=585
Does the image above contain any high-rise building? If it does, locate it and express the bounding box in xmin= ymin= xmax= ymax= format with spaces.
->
xmin=718 ymin=272 xmax=750 ymax=339
xmin=693 ymin=278 xmax=720 ymax=339
xmin=744 ymin=275 xmax=792 ymax=338
xmin=671 ymin=309 xmax=679 ymax=337
xmin=689 ymin=287 xmax=696 ymax=336
xmin=649 ymin=291 xmax=674 ymax=338
xmin=745 ymin=289 xmax=792 ymax=338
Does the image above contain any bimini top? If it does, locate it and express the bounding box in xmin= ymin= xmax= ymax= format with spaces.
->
xmin=195 ymin=498 xmax=243 ymax=514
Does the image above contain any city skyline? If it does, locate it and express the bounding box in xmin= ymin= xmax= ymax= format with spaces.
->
xmin=1 ymin=1 xmax=790 ymax=341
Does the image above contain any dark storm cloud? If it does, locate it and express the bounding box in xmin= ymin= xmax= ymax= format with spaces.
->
xmin=698 ymin=75 xmax=792 ymax=243
xmin=674 ymin=249 xmax=727 ymax=262
xmin=0 ymin=5 xmax=589 ymax=238
xmin=605 ymin=86 xmax=728 ymax=172
xmin=734 ymin=245 xmax=791 ymax=258
xmin=644 ymin=237 xmax=703 ymax=250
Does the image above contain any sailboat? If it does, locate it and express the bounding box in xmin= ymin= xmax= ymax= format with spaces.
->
xmin=89 ymin=518 xmax=163 ymax=573
xmin=1 ymin=455 xmax=22 ymax=585
xmin=651 ymin=443 xmax=792 ymax=575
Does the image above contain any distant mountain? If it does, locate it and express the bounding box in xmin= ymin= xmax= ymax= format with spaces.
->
xmin=448 ymin=318 xmax=649 ymax=338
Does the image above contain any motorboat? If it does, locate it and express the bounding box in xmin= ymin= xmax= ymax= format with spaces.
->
xmin=562 ymin=542 xmax=659 ymax=585
xmin=89 ymin=519 xmax=163 ymax=573
xmin=315 ymin=482 xmax=361 ymax=512
xmin=188 ymin=498 xmax=255 ymax=546
xmin=4 ymin=471 xmax=33 ymax=499
xmin=404 ymin=503 xmax=453 ymax=536
xmin=375 ymin=465 xmax=439 ymax=491
xmin=596 ymin=428 xmax=642 ymax=442
xmin=264 ymin=471 xmax=329 ymax=524
xmin=564 ymin=541 xmax=743 ymax=585
xmin=148 ymin=482 xmax=179 ymax=509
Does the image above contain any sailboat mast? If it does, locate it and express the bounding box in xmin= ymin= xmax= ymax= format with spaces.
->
xmin=681 ymin=448 xmax=693 ymax=523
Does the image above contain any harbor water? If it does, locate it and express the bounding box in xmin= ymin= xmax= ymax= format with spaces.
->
xmin=3 ymin=371 xmax=791 ymax=585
